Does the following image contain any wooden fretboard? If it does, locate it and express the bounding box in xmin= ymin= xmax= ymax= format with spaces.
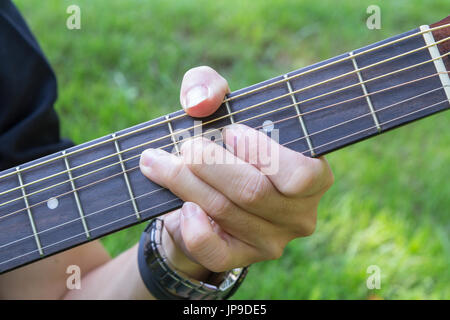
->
xmin=0 ymin=19 xmax=449 ymax=274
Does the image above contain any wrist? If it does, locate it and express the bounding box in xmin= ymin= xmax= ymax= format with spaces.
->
xmin=161 ymin=225 xmax=212 ymax=282
xmin=138 ymin=218 xmax=249 ymax=300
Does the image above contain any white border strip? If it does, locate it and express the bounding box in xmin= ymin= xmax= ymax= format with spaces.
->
xmin=420 ymin=25 xmax=450 ymax=100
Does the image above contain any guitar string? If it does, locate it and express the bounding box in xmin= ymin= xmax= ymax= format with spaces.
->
xmin=287 ymin=98 xmax=450 ymax=153
xmin=1 ymin=35 xmax=446 ymax=187
xmin=0 ymin=186 xmax=173 ymax=249
xmin=264 ymin=86 xmax=445 ymax=143
xmin=0 ymin=80 xmax=445 ymax=223
xmin=0 ymin=85 xmax=447 ymax=254
xmin=0 ymin=75 xmax=445 ymax=224
xmin=0 ymin=24 xmax=448 ymax=183
xmin=0 ymin=46 xmax=448 ymax=206
xmin=0 ymin=36 xmax=448 ymax=197
xmin=0 ymin=97 xmax=448 ymax=267
xmin=221 ymin=23 xmax=450 ymax=103
xmin=0 ymin=64 xmax=448 ymax=213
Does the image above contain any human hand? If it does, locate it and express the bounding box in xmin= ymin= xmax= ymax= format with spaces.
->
xmin=139 ymin=66 xmax=334 ymax=281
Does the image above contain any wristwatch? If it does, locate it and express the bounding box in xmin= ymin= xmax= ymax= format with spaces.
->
xmin=137 ymin=218 xmax=249 ymax=300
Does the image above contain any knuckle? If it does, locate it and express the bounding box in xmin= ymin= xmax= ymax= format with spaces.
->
xmin=281 ymin=166 xmax=317 ymax=196
xmin=238 ymin=174 xmax=270 ymax=207
xmin=281 ymin=156 xmax=334 ymax=197
xmin=265 ymin=244 xmax=284 ymax=261
xmin=295 ymin=210 xmax=317 ymax=237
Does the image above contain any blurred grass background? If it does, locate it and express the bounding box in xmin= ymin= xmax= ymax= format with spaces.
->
xmin=14 ymin=0 xmax=449 ymax=299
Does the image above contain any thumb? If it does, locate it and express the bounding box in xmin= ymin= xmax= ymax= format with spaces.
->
xmin=179 ymin=202 xmax=233 ymax=272
xmin=180 ymin=66 xmax=229 ymax=118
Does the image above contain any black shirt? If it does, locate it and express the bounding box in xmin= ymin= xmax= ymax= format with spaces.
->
xmin=0 ymin=0 xmax=73 ymax=171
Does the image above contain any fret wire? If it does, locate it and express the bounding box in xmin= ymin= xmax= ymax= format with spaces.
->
xmin=286 ymin=98 xmax=449 ymax=153
xmin=1 ymin=75 xmax=446 ymax=226
xmin=223 ymin=22 xmax=450 ymax=103
xmin=191 ymin=71 xmax=446 ymax=154
xmin=2 ymin=46 xmax=447 ymax=207
xmin=268 ymin=86 xmax=445 ymax=149
xmin=2 ymin=95 xmax=448 ymax=268
xmin=0 ymin=127 xmax=180 ymax=220
xmin=283 ymin=74 xmax=315 ymax=156
xmin=15 ymin=167 xmax=44 ymax=256
xmin=165 ymin=115 xmax=180 ymax=155
xmin=62 ymin=151 xmax=91 ymax=238
xmin=2 ymin=85 xmax=444 ymax=253
xmin=349 ymin=51 xmax=382 ymax=132
xmin=0 ymin=64 xmax=448 ymax=214
xmin=224 ymin=95 xmax=235 ymax=123
xmin=201 ymin=86 xmax=448 ymax=156
xmin=112 ymin=133 xmax=141 ymax=220
xmin=420 ymin=25 xmax=450 ymax=101
xmin=1 ymin=164 xmax=142 ymax=222
xmin=0 ymin=117 xmax=184 ymax=183
xmin=0 ymin=24 xmax=448 ymax=184
xmin=218 ymin=36 xmax=450 ymax=141
xmin=0 ymin=152 xmax=141 ymax=210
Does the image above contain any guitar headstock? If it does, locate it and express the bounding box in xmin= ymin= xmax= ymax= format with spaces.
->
xmin=431 ymin=15 xmax=450 ymax=71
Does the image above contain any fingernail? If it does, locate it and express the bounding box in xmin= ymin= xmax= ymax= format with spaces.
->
xmin=183 ymin=85 xmax=210 ymax=109
xmin=182 ymin=202 xmax=200 ymax=218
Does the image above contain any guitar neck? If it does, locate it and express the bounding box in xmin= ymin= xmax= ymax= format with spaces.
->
xmin=0 ymin=18 xmax=449 ymax=274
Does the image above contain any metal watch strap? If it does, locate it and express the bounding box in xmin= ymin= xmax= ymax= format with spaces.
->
xmin=137 ymin=218 xmax=249 ymax=300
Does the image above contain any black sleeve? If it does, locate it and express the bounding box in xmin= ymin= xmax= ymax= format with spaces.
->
xmin=0 ymin=0 xmax=73 ymax=171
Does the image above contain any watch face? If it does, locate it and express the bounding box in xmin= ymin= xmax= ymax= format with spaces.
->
xmin=219 ymin=268 xmax=244 ymax=291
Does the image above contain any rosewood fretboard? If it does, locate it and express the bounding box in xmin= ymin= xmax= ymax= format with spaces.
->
xmin=0 ymin=19 xmax=449 ymax=274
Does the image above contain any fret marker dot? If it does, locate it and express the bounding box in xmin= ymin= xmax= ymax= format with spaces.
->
xmin=47 ymin=197 xmax=59 ymax=210
xmin=262 ymin=120 xmax=274 ymax=133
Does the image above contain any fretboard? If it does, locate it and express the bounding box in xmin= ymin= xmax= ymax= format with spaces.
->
xmin=0 ymin=20 xmax=449 ymax=274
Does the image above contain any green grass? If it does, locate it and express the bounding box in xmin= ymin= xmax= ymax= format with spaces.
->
xmin=14 ymin=0 xmax=449 ymax=299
